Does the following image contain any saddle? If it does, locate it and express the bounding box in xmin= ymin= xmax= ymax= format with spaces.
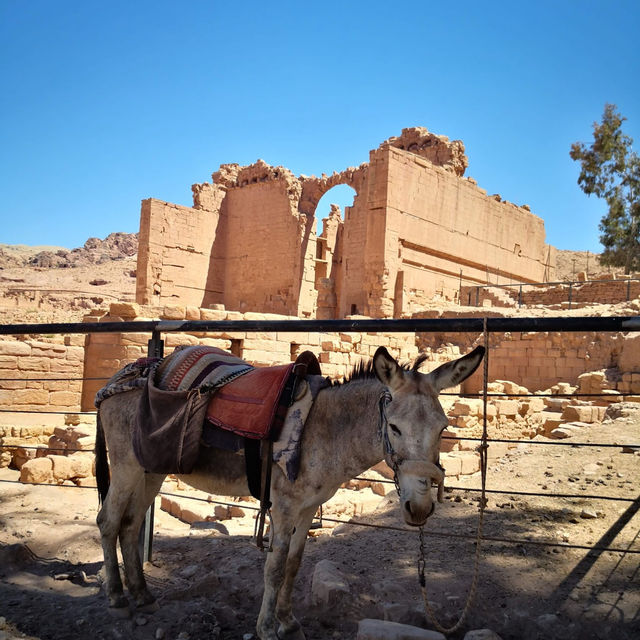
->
xmin=131 ymin=346 xmax=321 ymax=477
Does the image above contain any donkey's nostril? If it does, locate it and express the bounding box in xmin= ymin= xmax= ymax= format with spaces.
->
xmin=404 ymin=500 xmax=413 ymax=516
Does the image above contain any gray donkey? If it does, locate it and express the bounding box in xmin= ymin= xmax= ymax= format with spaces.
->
xmin=94 ymin=345 xmax=484 ymax=640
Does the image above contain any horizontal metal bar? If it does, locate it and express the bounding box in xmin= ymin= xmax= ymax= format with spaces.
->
xmin=1 ymin=480 xmax=636 ymax=554
xmin=475 ymin=277 xmax=640 ymax=290
xmin=0 ymin=315 xmax=638 ymax=336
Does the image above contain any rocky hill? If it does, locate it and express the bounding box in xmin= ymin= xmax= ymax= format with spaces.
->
xmin=0 ymin=233 xmax=138 ymax=324
xmin=0 ymin=232 xmax=138 ymax=269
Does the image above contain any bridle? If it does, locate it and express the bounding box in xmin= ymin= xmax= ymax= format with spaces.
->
xmin=377 ymin=389 xmax=445 ymax=502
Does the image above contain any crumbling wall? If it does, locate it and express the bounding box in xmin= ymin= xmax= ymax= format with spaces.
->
xmin=136 ymin=198 xmax=223 ymax=307
xmin=378 ymin=144 xmax=552 ymax=317
xmin=462 ymin=277 xmax=640 ymax=309
xmin=136 ymin=126 xmax=555 ymax=319
xmin=414 ymin=310 xmax=639 ymax=395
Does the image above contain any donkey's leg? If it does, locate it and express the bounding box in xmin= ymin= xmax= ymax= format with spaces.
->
xmin=256 ymin=501 xmax=298 ymax=640
xmin=275 ymin=505 xmax=318 ymax=640
xmin=96 ymin=467 xmax=145 ymax=613
xmin=119 ymin=472 xmax=165 ymax=609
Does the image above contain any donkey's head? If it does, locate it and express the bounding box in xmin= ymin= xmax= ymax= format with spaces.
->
xmin=373 ymin=345 xmax=485 ymax=526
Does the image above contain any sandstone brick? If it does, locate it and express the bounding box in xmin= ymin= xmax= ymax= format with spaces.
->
xmin=20 ymin=457 xmax=53 ymax=484
xmin=49 ymin=391 xmax=80 ymax=407
xmin=8 ymin=389 xmax=49 ymax=406
xmin=0 ymin=341 xmax=31 ymax=356
xmin=109 ymin=302 xmax=140 ymax=318
xmin=161 ymin=305 xmax=187 ymax=320
xmin=49 ymin=454 xmax=73 ymax=481
xmin=494 ymin=400 xmax=518 ymax=417
xmin=562 ymin=405 xmax=595 ymax=423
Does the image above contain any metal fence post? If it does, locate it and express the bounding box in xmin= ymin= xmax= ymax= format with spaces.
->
xmin=627 ymin=279 xmax=631 ymax=302
xmin=139 ymin=330 xmax=164 ymax=563
xmin=568 ymin=283 xmax=573 ymax=310
xmin=518 ymin=285 xmax=523 ymax=308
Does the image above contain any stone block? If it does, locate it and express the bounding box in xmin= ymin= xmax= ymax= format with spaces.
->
xmin=562 ymin=405 xmax=595 ymax=423
xmin=20 ymin=457 xmax=53 ymax=484
xmin=311 ymin=559 xmax=350 ymax=608
xmin=357 ymin=619 xmax=445 ymax=640
xmin=0 ymin=341 xmax=31 ymax=356
xmin=161 ymin=305 xmax=186 ymax=320
xmin=494 ymin=400 xmax=518 ymax=416
xmin=200 ymin=308 xmax=227 ymax=321
xmin=69 ymin=452 xmax=94 ymax=478
xmin=440 ymin=453 xmax=462 ymax=477
xmin=109 ymin=302 xmax=140 ymax=318
xmin=49 ymin=454 xmax=73 ymax=481
xmin=455 ymin=415 xmax=477 ymax=429
xmin=180 ymin=502 xmax=215 ymax=524
xmin=49 ymin=391 xmax=80 ymax=407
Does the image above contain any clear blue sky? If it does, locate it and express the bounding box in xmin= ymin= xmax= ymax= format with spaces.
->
xmin=1 ymin=0 xmax=638 ymax=253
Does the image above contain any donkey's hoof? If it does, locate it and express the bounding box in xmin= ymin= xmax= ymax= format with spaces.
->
xmin=136 ymin=600 xmax=159 ymax=613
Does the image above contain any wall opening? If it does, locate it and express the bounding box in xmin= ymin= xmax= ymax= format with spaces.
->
xmin=314 ymin=184 xmax=356 ymax=236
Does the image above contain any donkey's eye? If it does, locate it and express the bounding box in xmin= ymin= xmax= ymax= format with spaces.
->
xmin=389 ymin=423 xmax=402 ymax=436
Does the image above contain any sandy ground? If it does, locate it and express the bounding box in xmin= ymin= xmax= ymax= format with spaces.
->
xmin=0 ymin=406 xmax=638 ymax=640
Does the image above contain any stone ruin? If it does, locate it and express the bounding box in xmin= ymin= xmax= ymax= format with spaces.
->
xmin=136 ymin=127 xmax=555 ymax=318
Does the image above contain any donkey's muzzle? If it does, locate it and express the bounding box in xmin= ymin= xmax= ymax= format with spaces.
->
xmin=398 ymin=460 xmax=445 ymax=526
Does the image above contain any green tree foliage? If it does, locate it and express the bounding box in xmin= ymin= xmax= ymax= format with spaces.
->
xmin=570 ymin=104 xmax=640 ymax=273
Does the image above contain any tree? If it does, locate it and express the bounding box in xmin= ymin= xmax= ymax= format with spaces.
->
xmin=570 ymin=104 xmax=640 ymax=274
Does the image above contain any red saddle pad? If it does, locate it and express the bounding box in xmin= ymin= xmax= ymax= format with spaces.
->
xmin=205 ymin=363 xmax=294 ymax=439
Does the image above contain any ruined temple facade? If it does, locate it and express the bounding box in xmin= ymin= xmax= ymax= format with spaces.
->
xmin=136 ymin=127 xmax=555 ymax=318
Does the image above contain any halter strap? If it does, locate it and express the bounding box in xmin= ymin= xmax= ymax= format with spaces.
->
xmin=378 ymin=387 xmax=445 ymax=502
xmin=378 ymin=388 xmax=396 ymax=463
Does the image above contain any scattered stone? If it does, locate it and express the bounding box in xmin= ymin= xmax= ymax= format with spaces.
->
xmin=535 ymin=613 xmax=560 ymax=630
xmin=311 ymin=559 xmax=351 ymax=608
xmin=155 ymin=628 xmax=165 ymax=639
xmin=382 ymin=602 xmax=426 ymax=627
xmin=580 ymin=509 xmax=598 ymax=519
xmin=134 ymin=614 xmax=148 ymax=626
xmin=190 ymin=521 xmax=229 ymax=535
xmin=463 ymin=630 xmax=503 ymax=640
xmin=357 ymin=618 xmax=445 ymax=640
xmin=180 ymin=564 xmax=199 ymax=579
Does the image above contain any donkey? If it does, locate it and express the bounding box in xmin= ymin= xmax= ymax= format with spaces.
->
xmin=95 ymin=345 xmax=484 ymax=640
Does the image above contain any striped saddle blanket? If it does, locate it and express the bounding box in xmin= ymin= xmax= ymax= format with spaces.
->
xmin=96 ymin=345 xmax=324 ymax=479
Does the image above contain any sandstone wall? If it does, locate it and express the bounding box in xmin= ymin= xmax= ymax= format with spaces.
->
xmin=135 ymin=127 xmax=555 ymax=319
xmin=414 ymin=311 xmax=640 ymax=394
xmin=0 ymin=338 xmax=85 ymax=413
xmin=380 ymin=146 xmax=553 ymax=316
xmin=79 ymin=303 xmax=423 ymax=411
xmin=136 ymin=198 xmax=221 ymax=308
xmin=463 ymin=278 xmax=640 ymax=309
xmin=221 ymin=178 xmax=307 ymax=316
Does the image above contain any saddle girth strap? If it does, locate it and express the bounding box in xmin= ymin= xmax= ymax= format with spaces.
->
xmin=254 ymin=356 xmax=315 ymax=550
xmin=255 ymin=440 xmax=274 ymax=551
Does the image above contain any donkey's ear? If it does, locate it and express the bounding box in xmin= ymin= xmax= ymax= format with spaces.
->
xmin=373 ymin=346 xmax=404 ymax=389
xmin=429 ymin=346 xmax=485 ymax=392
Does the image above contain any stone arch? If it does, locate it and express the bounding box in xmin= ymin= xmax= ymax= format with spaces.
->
xmin=298 ymin=164 xmax=366 ymax=220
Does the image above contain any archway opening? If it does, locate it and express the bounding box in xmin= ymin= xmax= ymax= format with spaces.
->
xmin=314 ymin=184 xmax=356 ymax=236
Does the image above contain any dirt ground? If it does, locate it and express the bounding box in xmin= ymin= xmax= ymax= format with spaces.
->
xmin=0 ymin=406 xmax=639 ymax=640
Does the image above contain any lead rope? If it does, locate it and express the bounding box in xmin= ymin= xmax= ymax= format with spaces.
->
xmin=419 ymin=319 xmax=490 ymax=635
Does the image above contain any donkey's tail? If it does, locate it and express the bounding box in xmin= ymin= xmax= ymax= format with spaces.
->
xmin=95 ymin=408 xmax=110 ymax=504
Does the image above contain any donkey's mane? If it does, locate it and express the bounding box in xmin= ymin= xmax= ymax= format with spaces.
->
xmin=329 ymin=352 xmax=429 ymax=387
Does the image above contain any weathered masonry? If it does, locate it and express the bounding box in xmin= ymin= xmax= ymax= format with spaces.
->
xmin=136 ymin=127 xmax=555 ymax=318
